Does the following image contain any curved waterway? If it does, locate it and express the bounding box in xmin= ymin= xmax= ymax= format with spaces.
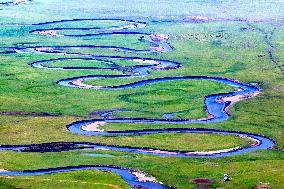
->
xmin=0 ymin=165 xmax=169 ymax=189
xmin=0 ymin=18 xmax=275 ymax=188
xmin=0 ymin=0 xmax=31 ymax=6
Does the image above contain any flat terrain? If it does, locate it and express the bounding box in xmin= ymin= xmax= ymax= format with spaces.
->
xmin=0 ymin=0 xmax=283 ymax=188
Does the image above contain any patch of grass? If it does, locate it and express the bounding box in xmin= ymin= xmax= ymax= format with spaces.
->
xmin=0 ymin=150 xmax=283 ymax=189
xmin=0 ymin=2 xmax=283 ymax=189
xmin=0 ymin=170 xmax=130 ymax=189
xmin=0 ymin=115 xmax=253 ymax=152
xmin=47 ymin=59 xmax=114 ymax=68
xmin=0 ymin=58 xmax=234 ymax=118
xmin=100 ymin=133 xmax=253 ymax=151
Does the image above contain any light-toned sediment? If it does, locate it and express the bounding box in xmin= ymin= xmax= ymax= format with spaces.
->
xmin=82 ymin=121 xmax=106 ymax=132
xmin=218 ymin=91 xmax=260 ymax=112
xmin=184 ymin=16 xmax=213 ymax=22
xmin=239 ymin=135 xmax=261 ymax=147
xmin=13 ymin=0 xmax=28 ymax=5
xmin=132 ymin=170 xmax=158 ymax=183
xmin=220 ymin=92 xmax=259 ymax=104
xmin=198 ymin=114 xmax=215 ymax=121
xmin=35 ymin=30 xmax=63 ymax=37
xmin=70 ymin=80 xmax=104 ymax=89
xmin=185 ymin=146 xmax=242 ymax=156
xmin=0 ymin=169 xmax=9 ymax=172
xmin=139 ymin=149 xmax=178 ymax=155
xmin=35 ymin=47 xmax=55 ymax=52
xmin=149 ymin=34 xmax=169 ymax=41
xmin=94 ymin=148 xmax=110 ymax=151
xmin=150 ymin=46 xmax=166 ymax=52
xmin=131 ymin=59 xmax=159 ymax=64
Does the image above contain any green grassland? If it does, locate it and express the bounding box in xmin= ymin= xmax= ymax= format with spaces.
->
xmin=1 ymin=0 xmax=284 ymax=23
xmin=0 ymin=115 xmax=253 ymax=151
xmin=0 ymin=149 xmax=283 ymax=189
xmin=0 ymin=0 xmax=284 ymax=188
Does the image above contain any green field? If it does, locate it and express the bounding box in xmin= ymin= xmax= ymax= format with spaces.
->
xmin=0 ymin=0 xmax=283 ymax=188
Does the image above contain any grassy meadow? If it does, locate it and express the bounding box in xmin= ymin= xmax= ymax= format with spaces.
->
xmin=0 ymin=0 xmax=283 ymax=188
